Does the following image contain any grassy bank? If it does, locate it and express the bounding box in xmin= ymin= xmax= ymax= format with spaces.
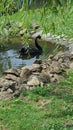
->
xmin=0 ymin=6 xmax=73 ymax=38
xmin=0 ymin=71 xmax=73 ymax=130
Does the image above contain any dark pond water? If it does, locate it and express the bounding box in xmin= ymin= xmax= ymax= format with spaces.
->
xmin=0 ymin=37 xmax=66 ymax=77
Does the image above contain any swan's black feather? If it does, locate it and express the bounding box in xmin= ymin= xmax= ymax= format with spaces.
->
xmin=19 ymin=35 xmax=42 ymax=56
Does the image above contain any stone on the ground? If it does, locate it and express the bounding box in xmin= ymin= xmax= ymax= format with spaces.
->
xmin=68 ymin=44 xmax=73 ymax=54
xmin=5 ymin=74 xmax=20 ymax=82
xmin=4 ymin=68 xmax=20 ymax=77
xmin=69 ymin=62 xmax=73 ymax=69
xmin=21 ymin=64 xmax=42 ymax=72
xmin=31 ymin=30 xmax=43 ymax=38
xmin=20 ymin=68 xmax=32 ymax=82
xmin=0 ymin=78 xmax=16 ymax=92
xmin=32 ymin=23 xmax=40 ymax=29
xmin=27 ymin=76 xmax=40 ymax=87
xmin=49 ymin=61 xmax=62 ymax=74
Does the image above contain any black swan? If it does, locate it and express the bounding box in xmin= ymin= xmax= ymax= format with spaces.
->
xmin=19 ymin=47 xmax=28 ymax=55
xmin=19 ymin=35 xmax=42 ymax=56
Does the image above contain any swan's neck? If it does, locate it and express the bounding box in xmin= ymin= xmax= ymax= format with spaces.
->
xmin=35 ymin=38 xmax=42 ymax=51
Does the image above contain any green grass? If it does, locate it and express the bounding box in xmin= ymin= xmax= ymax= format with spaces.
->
xmin=0 ymin=6 xmax=73 ymax=38
xmin=0 ymin=71 xmax=73 ymax=130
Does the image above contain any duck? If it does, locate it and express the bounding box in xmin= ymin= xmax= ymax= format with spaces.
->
xmin=19 ymin=35 xmax=42 ymax=56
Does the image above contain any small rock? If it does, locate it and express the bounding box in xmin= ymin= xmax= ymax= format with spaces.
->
xmin=50 ymin=74 xmax=61 ymax=82
xmin=68 ymin=44 xmax=73 ymax=54
xmin=58 ymin=58 xmax=63 ymax=63
xmin=49 ymin=54 xmax=54 ymax=59
xmin=22 ymin=64 xmax=42 ymax=72
xmin=32 ymin=30 xmax=43 ymax=38
xmin=50 ymin=61 xmax=61 ymax=74
xmin=27 ymin=76 xmax=40 ymax=86
xmin=5 ymin=74 xmax=20 ymax=82
xmin=31 ymin=64 xmax=42 ymax=72
xmin=0 ymin=91 xmax=13 ymax=101
xmin=69 ymin=62 xmax=73 ymax=69
xmin=32 ymin=23 xmax=40 ymax=29
xmin=0 ymin=78 xmax=16 ymax=92
xmin=30 ymin=31 xmax=36 ymax=35
xmin=70 ymin=52 xmax=73 ymax=55
xmin=20 ymin=68 xmax=32 ymax=82
xmin=42 ymin=37 xmax=53 ymax=42
xmin=61 ymin=62 xmax=69 ymax=68
xmin=7 ymin=88 xmax=13 ymax=93
xmin=47 ymin=59 xmax=52 ymax=64
xmin=40 ymin=70 xmax=50 ymax=83
xmin=42 ymin=63 xmax=47 ymax=69
xmin=53 ymin=55 xmax=59 ymax=61
xmin=70 ymin=54 xmax=73 ymax=60
xmin=42 ymin=33 xmax=51 ymax=39
xmin=32 ymin=72 xmax=40 ymax=76
xmin=56 ymin=35 xmax=60 ymax=39
xmin=4 ymin=68 xmax=20 ymax=77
